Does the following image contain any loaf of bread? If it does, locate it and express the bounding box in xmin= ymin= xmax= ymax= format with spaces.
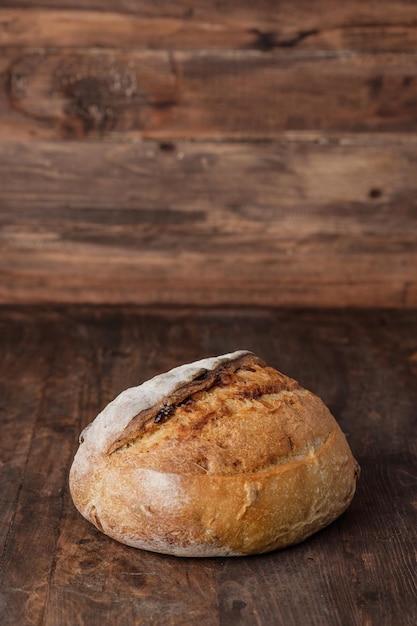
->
xmin=69 ymin=350 xmax=359 ymax=557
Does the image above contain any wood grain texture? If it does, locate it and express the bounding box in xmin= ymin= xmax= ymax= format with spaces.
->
xmin=1 ymin=139 xmax=417 ymax=307
xmin=0 ymin=306 xmax=416 ymax=625
xmin=1 ymin=2 xmax=417 ymax=51
xmin=1 ymin=1 xmax=416 ymax=308
xmin=2 ymin=49 xmax=417 ymax=140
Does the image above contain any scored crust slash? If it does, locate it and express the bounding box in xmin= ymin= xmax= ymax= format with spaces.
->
xmin=69 ymin=350 xmax=360 ymax=557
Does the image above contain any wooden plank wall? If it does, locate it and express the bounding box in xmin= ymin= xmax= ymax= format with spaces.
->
xmin=0 ymin=1 xmax=417 ymax=307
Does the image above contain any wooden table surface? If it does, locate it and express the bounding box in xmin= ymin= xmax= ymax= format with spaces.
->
xmin=0 ymin=306 xmax=416 ymax=625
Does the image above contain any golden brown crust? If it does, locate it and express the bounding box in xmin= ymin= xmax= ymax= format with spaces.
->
xmin=107 ymin=352 xmax=268 ymax=454
xmin=69 ymin=352 xmax=359 ymax=557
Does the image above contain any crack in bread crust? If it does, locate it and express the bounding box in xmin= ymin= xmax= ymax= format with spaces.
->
xmin=107 ymin=353 xmax=294 ymax=455
xmin=107 ymin=363 xmax=321 ymax=478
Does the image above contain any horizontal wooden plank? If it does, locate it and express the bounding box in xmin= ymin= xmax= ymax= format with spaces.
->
xmin=2 ymin=247 xmax=416 ymax=308
xmin=1 ymin=49 xmax=417 ymax=140
xmin=1 ymin=140 xmax=416 ymax=307
xmin=0 ymin=2 xmax=417 ymax=51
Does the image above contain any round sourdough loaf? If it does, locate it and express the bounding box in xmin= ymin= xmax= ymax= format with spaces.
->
xmin=69 ymin=350 xmax=359 ymax=557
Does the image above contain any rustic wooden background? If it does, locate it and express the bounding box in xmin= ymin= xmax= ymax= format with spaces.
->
xmin=1 ymin=5 xmax=417 ymax=624
xmin=1 ymin=0 xmax=417 ymax=306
